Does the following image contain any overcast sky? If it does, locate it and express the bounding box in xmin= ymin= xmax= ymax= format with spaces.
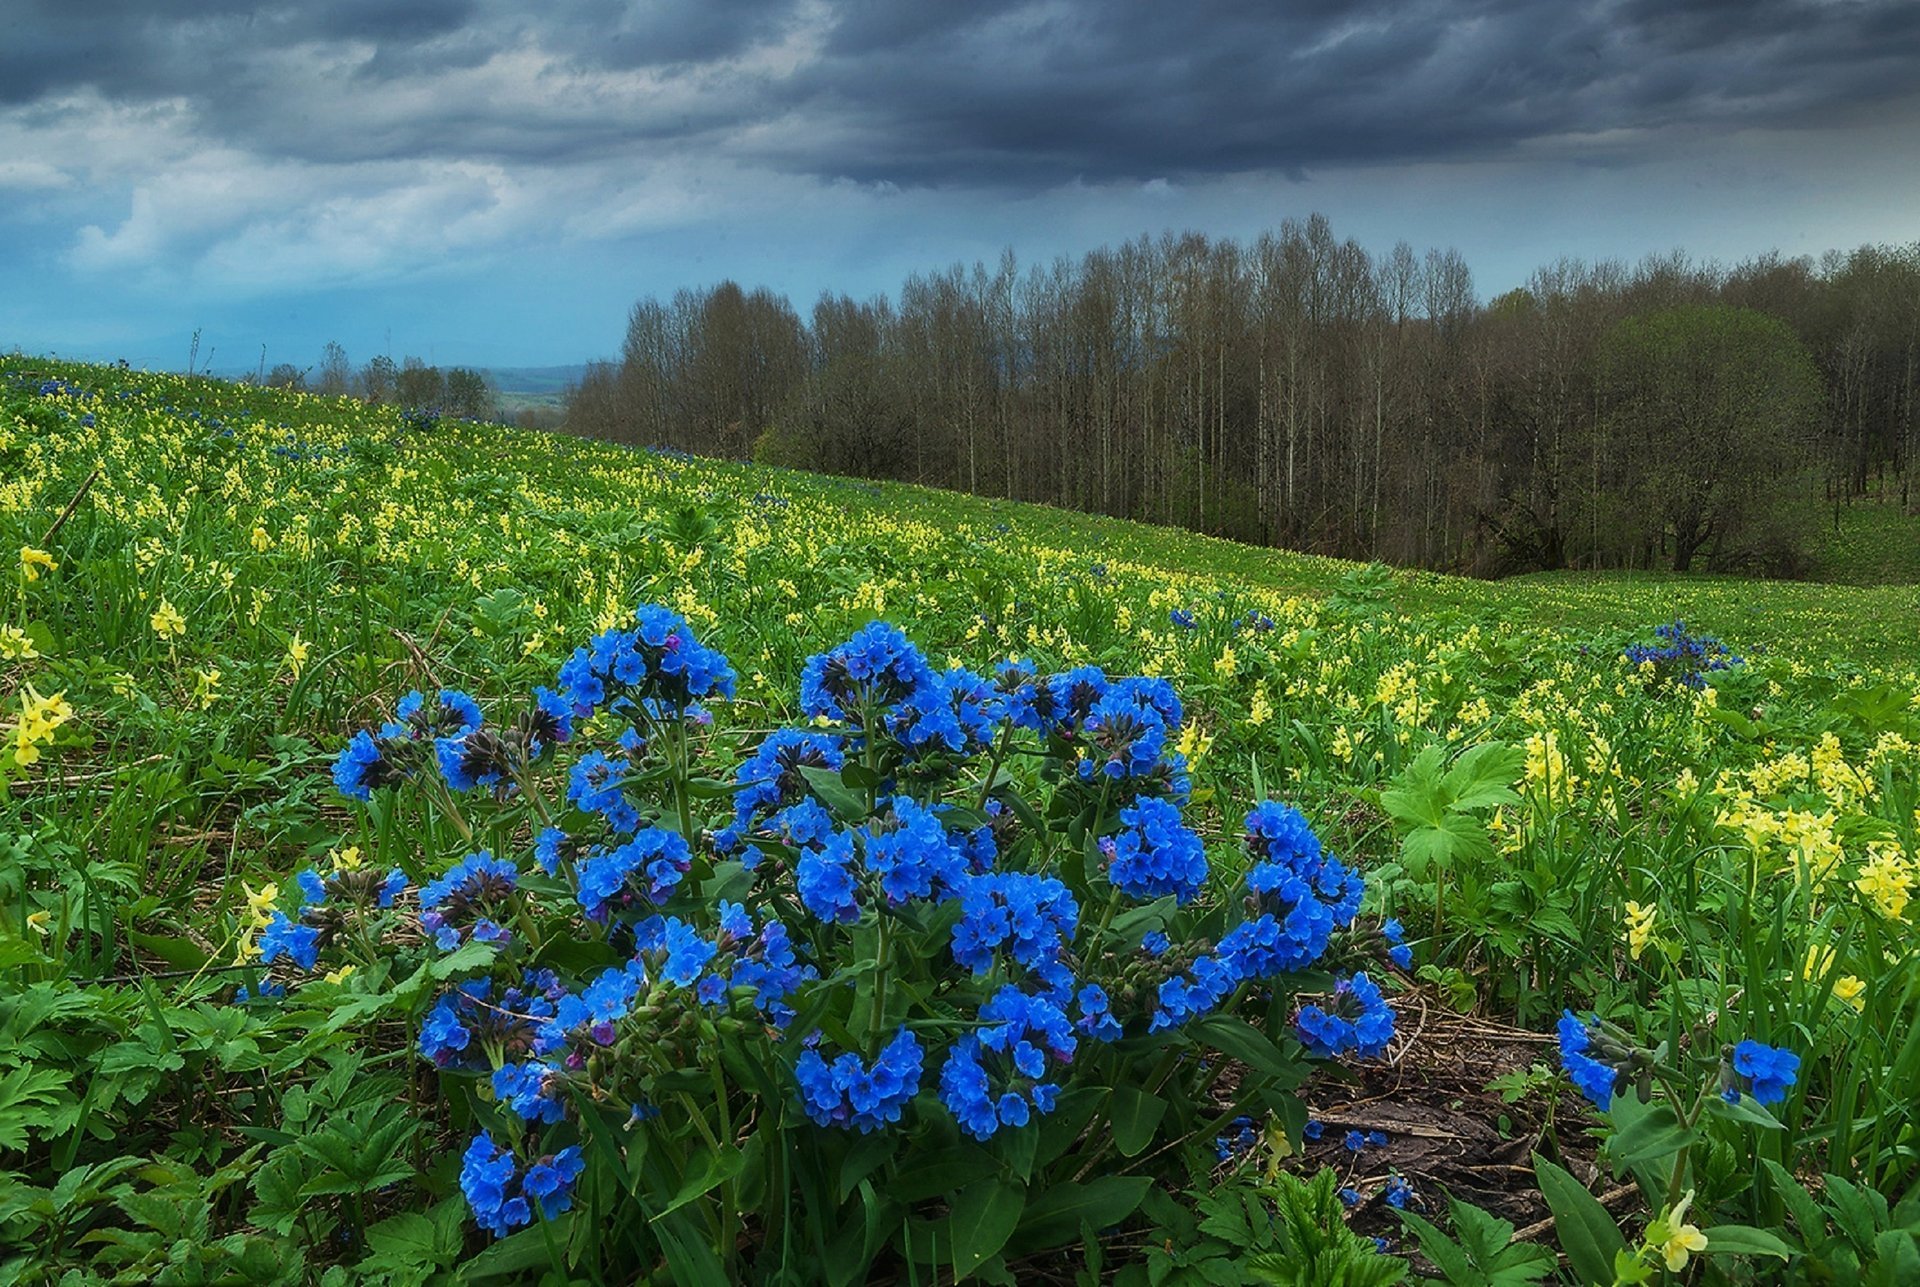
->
xmin=5 ymin=0 xmax=1919 ymax=372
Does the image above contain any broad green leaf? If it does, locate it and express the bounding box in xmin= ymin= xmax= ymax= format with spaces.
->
xmin=1010 ymin=1176 xmax=1151 ymax=1254
xmin=1700 ymin=1223 xmax=1794 ymax=1261
xmin=1604 ymin=1101 xmax=1695 ymax=1168
xmin=948 ymin=1177 xmax=1026 ymax=1279
xmin=1108 ymin=1085 xmax=1167 ymax=1158
xmin=1533 ymin=1154 xmax=1625 ymax=1286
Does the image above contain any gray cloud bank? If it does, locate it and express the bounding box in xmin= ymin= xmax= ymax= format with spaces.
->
xmin=6 ymin=0 xmax=1918 ymax=185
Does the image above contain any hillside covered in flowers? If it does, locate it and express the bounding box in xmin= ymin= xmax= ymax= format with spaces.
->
xmin=2 ymin=357 xmax=1917 ymax=1283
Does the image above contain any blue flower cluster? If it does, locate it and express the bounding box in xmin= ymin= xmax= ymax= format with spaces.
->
xmin=1381 ymin=919 xmax=1413 ymax=970
xmin=1726 ymin=1040 xmax=1799 ymax=1106
xmin=460 ymin=1132 xmax=584 ymax=1237
xmin=420 ymin=972 xmax=565 ymax=1068
xmin=795 ymin=796 xmax=968 ymax=922
xmin=950 ymin=872 xmax=1079 ymax=984
xmin=557 ymin=605 xmax=736 ymax=717
xmin=493 ymin=1060 xmax=567 ymax=1124
xmin=939 ymin=986 xmax=1076 ymax=1140
xmin=799 ymin=621 xmax=941 ymax=730
xmin=724 ymin=728 xmax=846 ymax=842
xmin=1146 ymin=803 xmax=1369 ymax=1032
xmin=575 ymin=827 xmax=692 ymax=922
xmin=794 ymin=1028 xmax=925 ymax=1133
xmin=1106 ymin=797 xmax=1207 ymax=903
xmin=419 ymin=851 xmax=520 ymax=950
xmin=1294 ymin=974 xmax=1396 ymax=1058
xmin=1624 ymin=621 xmax=1742 ymax=690
xmin=317 ymin=606 xmax=1400 ymax=1242
xmin=1078 ymin=678 xmax=1185 ymax=786
xmin=1557 ymin=1011 xmax=1621 ymax=1110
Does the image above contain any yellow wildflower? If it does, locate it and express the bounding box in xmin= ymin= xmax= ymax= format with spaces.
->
xmin=18 ymin=546 xmax=56 ymax=581
xmin=329 ymin=845 xmax=363 ymax=872
xmin=1833 ymin=975 xmax=1866 ymax=1011
xmin=11 ymin=685 xmax=73 ymax=767
xmin=194 ymin=666 xmax=221 ymax=709
xmin=150 ymin=597 xmax=187 ymax=640
xmin=1624 ymin=901 xmax=1657 ymax=961
xmin=0 ymin=624 xmax=39 ymax=661
xmin=1856 ymin=843 xmax=1913 ymax=921
xmin=284 ymin=633 xmax=311 ymax=678
xmin=1652 ymin=1191 xmax=1709 ymax=1272
xmin=1214 ymin=644 xmax=1238 ymax=679
xmin=323 ymin=964 xmax=356 ymax=985
xmin=1247 ymin=683 xmax=1272 ymax=728
xmin=26 ymin=909 xmax=51 ymax=936
xmin=1175 ymin=722 xmax=1213 ymax=765
xmin=250 ymin=525 xmax=272 ymax=551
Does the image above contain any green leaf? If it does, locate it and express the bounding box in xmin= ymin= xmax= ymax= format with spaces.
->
xmin=657 ymin=1144 xmax=745 ymax=1219
xmin=949 ymin=1178 xmax=1026 ymax=1279
xmin=1533 ymin=1154 xmax=1625 ymax=1286
xmin=463 ymin=1217 xmax=570 ymax=1280
xmin=1190 ymin=1015 xmax=1307 ymax=1085
xmin=125 ymin=929 xmax=210 ymax=971
xmin=800 ymin=765 xmax=868 ymax=821
xmin=1700 ymin=1223 xmax=1795 ymax=1261
xmin=1010 ymin=1176 xmax=1151 ymax=1254
xmin=1702 ymin=1091 xmax=1785 ymax=1130
xmin=1604 ymin=1101 xmax=1695 ymax=1168
xmin=1109 ymin=1086 xmax=1167 ymax=1158
xmin=1441 ymin=742 xmax=1526 ymax=812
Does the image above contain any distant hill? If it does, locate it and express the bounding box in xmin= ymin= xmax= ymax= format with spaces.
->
xmin=484 ymin=364 xmax=590 ymax=397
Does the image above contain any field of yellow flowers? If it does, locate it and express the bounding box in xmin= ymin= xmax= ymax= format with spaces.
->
xmin=3 ymin=356 xmax=1918 ymax=1282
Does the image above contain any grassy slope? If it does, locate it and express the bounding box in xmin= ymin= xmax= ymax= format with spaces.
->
xmin=819 ymin=472 xmax=1920 ymax=671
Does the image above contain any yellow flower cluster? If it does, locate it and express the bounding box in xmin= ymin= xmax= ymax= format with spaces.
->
xmin=18 ymin=546 xmax=56 ymax=581
xmin=10 ymin=685 xmax=73 ymax=767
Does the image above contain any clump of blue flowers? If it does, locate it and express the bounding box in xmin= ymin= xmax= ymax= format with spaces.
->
xmin=1624 ymin=620 xmax=1741 ymax=690
xmin=309 ymin=606 xmax=1402 ymax=1250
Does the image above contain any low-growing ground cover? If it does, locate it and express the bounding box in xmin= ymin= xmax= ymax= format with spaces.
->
xmin=2 ymin=357 xmax=1917 ymax=1283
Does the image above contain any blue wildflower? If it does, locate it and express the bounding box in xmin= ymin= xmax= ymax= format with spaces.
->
xmin=460 ymin=1132 xmax=531 ymax=1237
xmin=796 ymin=829 xmax=861 ymax=923
xmin=520 ymin=1147 xmax=585 ymax=1219
xmin=1106 ymin=796 xmax=1208 ymax=903
xmin=940 ymin=986 xmax=1077 ymax=1140
xmin=332 ymin=730 xmax=397 ymax=801
xmin=1730 ymin=1040 xmax=1800 ymax=1106
xmin=492 ymin=1061 xmax=566 ymax=1124
xmin=950 ymin=872 xmax=1080 ymax=977
xmin=259 ymin=912 xmax=320 ymax=970
xmin=1557 ymin=1011 xmax=1620 ymax=1110
xmin=793 ymin=1027 xmax=926 ymax=1133
xmin=419 ymin=851 xmax=520 ymax=951
xmin=799 ymin=622 xmax=941 ymax=731
xmin=729 ymin=728 xmax=846 ymax=835
xmin=1294 ymin=974 xmax=1397 ymax=1059
xmin=574 ymin=827 xmax=692 ymax=922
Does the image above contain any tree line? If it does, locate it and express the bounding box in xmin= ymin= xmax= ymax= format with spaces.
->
xmin=564 ymin=218 xmax=1920 ymax=575
xmin=257 ymin=342 xmax=500 ymax=421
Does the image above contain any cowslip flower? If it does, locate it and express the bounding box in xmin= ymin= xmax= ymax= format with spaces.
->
xmin=11 ymin=686 xmax=74 ymax=767
xmin=150 ymin=597 xmax=187 ymax=640
xmin=284 ymin=633 xmax=310 ymax=678
xmin=0 ymin=624 xmax=39 ymax=660
xmin=1647 ymin=1190 xmax=1708 ymax=1272
xmin=1624 ymin=900 xmax=1657 ymax=961
xmin=18 ymin=547 xmax=55 ymax=581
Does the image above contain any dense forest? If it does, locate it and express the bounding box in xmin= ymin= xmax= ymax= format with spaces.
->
xmin=564 ymin=218 xmax=1920 ymax=575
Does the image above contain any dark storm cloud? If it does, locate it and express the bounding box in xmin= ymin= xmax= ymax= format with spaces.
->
xmin=4 ymin=0 xmax=1917 ymax=185
xmin=773 ymin=0 xmax=1920 ymax=184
